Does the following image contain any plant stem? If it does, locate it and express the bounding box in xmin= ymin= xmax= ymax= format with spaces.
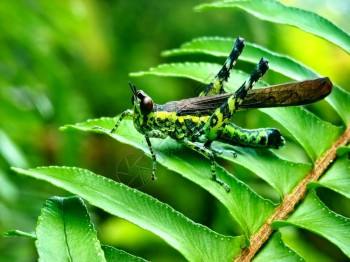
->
xmin=234 ymin=125 xmax=350 ymax=262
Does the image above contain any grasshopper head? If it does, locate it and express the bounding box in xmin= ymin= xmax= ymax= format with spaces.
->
xmin=129 ymin=82 xmax=153 ymax=115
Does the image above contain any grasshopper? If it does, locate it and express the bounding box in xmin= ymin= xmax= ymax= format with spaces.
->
xmin=108 ymin=37 xmax=332 ymax=192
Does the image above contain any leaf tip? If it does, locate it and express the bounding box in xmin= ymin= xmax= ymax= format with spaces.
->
xmin=59 ymin=125 xmax=69 ymax=131
xmin=129 ymin=71 xmax=145 ymax=77
xmin=193 ymin=5 xmax=204 ymax=12
xmin=10 ymin=166 xmax=24 ymax=174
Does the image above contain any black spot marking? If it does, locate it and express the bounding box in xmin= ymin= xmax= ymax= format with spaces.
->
xmin=258 ymin=135 xmax=267 ymax=145
xmin=250 ymin=135 xmax=257 ymax=142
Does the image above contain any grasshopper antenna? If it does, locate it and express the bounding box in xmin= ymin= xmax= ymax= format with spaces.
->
xmin=129 ymin=81 xmax=137 ymax=95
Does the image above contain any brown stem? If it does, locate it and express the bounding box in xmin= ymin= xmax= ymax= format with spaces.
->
xmin=234 ymin=125 xmax=350 ymax=262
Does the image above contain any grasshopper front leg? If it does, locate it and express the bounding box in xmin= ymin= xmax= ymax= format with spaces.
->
xmin=182 ymin=139 xmax=231 ymax=192
xmin=92 ymin=109 xmax=134 ymax=133
xmin=144 ymin=130 xmax=168 ymax=180
xmin=144 ymin=134 xmax=157 ymax=181
xmin=110 ymin=109 xmax=134 ymax=133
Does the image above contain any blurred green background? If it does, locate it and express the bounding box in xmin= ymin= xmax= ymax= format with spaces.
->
xmin=0 ymin=0 xmax=349 ymax=261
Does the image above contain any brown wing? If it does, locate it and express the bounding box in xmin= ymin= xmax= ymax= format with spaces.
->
xmin=155 ymin=77 xmax=332 ymax=116
xmin=240 ymin=77 xmax=332 ymax=109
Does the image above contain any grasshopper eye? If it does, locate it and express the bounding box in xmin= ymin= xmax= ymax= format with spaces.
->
xmin=140 ymin=96 xmax=153 ymax=114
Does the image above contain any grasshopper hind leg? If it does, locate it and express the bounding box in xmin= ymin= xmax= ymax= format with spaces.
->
xmin=200 ymin=37 xmax=245 ymax=97
xmin=183 ymin=139 xmax=231 ymax=192
xmin=220 ymin=122 xmax=285 ymax=149
xmin=265 ymin=129 xmax=285 ymax=149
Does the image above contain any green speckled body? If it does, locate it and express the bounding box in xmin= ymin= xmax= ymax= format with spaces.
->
xmin=132 ymin=103 xmax=282 ymax=150
xmin=133 ymin=109 xmax=210 ymax=142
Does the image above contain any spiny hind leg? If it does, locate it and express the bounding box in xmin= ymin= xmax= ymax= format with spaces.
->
xmin=200 ymin=38 xmax=269 ymax=98
xmin=199 ymin=37 xmax=245 ymax=97
xmin=182 ymin=139 xmax=230 ymax=192
xmin=234 ymin=58 xmax=269 ymax=103
xmin=202 ymin=58 xmax=270 ymax=141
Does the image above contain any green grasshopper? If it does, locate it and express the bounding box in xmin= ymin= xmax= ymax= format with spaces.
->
xmin=108 ymin=37 xmax=332 ymax=192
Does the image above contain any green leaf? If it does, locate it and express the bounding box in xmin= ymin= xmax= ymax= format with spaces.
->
xmin=61 ymin=117 xmax=276 ymax=236
xmin=253 ymin=232 xmax=304 ymax=262
xmin=130 ymin=62 xmax=220 ymax=83
xmin=130 ymin=62 xmax=267 ymax=90
xmin=336 ymin=146 xmax=350 ymax=156
xmin=4 ymin=215 xmax=148 ymax=261
xmin=272 ymin=190 xmax=350 ymax=257
xmin=259 ymin=107 xmax=342 ymax=161
xmin=0 ymin=168 xmax=18 ymax=202
xmin=0 ymin=129 xmax=28 ymax=168
xmin=35 ymin=196 xmax=106 ymax=262
xmin=12 ymin=166 xmax=246 ymax=262
xmin=217 ymin=145 xmax=311 ymax=197
xmin=195 ymin=0 xmax=350 ymax=54
xmin=308 ymin=155 xmax=350 ymax=199
xmin=279 ymin=227 xmax=334 ymax=262
xmin=162 ymin=36 xmax=318 ymax=80
xmin=101 ymin=245 xmax=148 ymax=262
xmin=327 ymin=86 xmax=350 ymax=125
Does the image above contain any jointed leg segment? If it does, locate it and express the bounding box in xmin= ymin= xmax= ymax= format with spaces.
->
xmin=145 ymin=135 xmax=157 ymax=181
xmin=143 ymin=130 xmax=168 ymax=181
xmin=200 ymin=37 xmax=245 ymax=97
xmin=182 ymin=139 xmax=231 ymax=192
xmin=110 ymin=109 xmax=133 ymax=134
xmin=234 ymin=58 xmax=269 ymax=104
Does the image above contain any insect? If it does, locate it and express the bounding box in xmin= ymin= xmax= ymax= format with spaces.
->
xmin=107 ymin=37 xmax=332 ymax=192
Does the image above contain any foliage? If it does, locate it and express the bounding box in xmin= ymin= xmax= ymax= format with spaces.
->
xmin=2 ymin=0 xmax=350 ymax=261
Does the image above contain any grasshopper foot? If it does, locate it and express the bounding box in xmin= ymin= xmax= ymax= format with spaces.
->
xmin=150 ymin=159 xmax=157 ymax=181
xmin=211 ymin=146 xmax=237 ymax=158
xmin=212 ymin=174 xmax=231 ymax=193
xmin=211 ymin=147 xmax=223 ymax=154
xmin=151 ymin=172 xmax=157 ymax=181
xmin=225 ymin=149 xmax=237 ymax=158
xmin=232 ymin=151 xmax=237 ymax=158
